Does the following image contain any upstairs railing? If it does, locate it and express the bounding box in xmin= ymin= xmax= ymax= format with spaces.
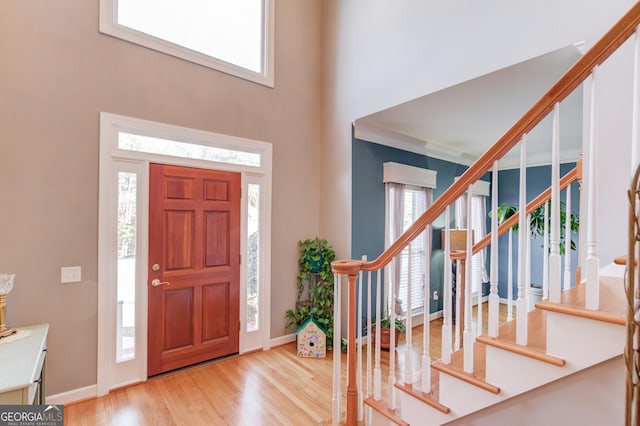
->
xmin=331 ymin=2 xmax=640 ymax=425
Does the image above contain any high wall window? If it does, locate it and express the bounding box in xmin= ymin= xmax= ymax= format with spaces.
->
xmin=99 ymin=0 xmax=274 ymax=86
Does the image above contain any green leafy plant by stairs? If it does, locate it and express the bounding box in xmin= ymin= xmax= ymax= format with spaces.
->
xmin=285 ymin=237 xmax=336 ymax=349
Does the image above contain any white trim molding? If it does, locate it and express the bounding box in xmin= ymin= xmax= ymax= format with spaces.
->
xmin=98 ymin=112 xmax=273 ymax=396
xmin=454 ymin=176 xmax=490 ymax=197
xmin=383 ymin=162 xmax=437 ymax=188
xmin=46 ymin=385 xmax=97 ymax=406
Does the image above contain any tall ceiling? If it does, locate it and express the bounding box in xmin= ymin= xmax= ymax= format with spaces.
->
xmin=354 ymin=44 xmax=584 ymax=169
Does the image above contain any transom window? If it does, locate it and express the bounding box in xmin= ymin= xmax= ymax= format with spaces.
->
xmin=99 ymin=0 xmax=274 ymax=86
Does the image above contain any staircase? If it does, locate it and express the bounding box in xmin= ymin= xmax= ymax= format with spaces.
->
xmin=330 ymin=2 xmax=640 ymax=425
xmin=389 ymin=270 xmax=626 ymax=425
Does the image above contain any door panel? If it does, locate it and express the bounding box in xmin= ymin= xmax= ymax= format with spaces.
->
xmin=204 ymin=211 xmax=229 ymax=267
xmin=148 ymin=163 xmax=240 ymax=376
xmin=163 ymin=288 xmax=194 ymax=350
xmin=165 ymin=210 xmax=195 ymax=270
xmin=202 ymin=283 xmax=230 ymax=342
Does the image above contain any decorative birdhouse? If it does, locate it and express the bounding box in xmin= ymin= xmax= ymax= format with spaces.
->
xmin=295 ymin=317 xmax=327 ymax=358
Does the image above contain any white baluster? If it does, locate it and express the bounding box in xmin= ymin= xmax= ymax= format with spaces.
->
xmin=586 ymin=67 xmax=600 ymax=310
xmin=477 ymin=225 xmax=483 ymax=338
xmin=489 ymin=161 xmax=499 ymax=337
xmin=508 ymin=227 xmax=513 ymax=322
xmin=332 ymin=273 xmax=342 ymax=425
xmin=632 ymin=25 xmax=640 ymax=172
xmin=526 ymin=214 xmax=532 ymax=311
xmin=422 ymin=224 xmax=432 ymax=392
xmin=550 ymin=102 xmax=562 ymax=303
xmin=517 ymin=136 xmax=529 ymax=346
xmin=389 ymin=261 xmax=397 ymax=410
xmin=454 ymin=258 xmax=461 ymax=351
xmin=442 ymin=206 xmax=453 ymax=364
xmin=366 ymin=263 xmax=372 ymax=426
xmin=464 ymin=186 xmax=474 ymax=373
xmin=357 ymin=257 xmax=364 ymax=422
xmin=543 ymin=201 xmax=549 ymax=300
xmin=405 ymin=243 xmax=413 ymax=386
xmin=374 ymin=269 xmax=382 ymax=401
xmin=564 ymin=186 xmax=572 ymax=291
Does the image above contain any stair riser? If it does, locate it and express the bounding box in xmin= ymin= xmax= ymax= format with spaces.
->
xmin=397 ymin=391 xmax=453 ymax=426
xmin=370 ymin=409 xmax=401 ymax=426
xmin=438 ymin=373 xmax=503 ymax=416
xmin=485 ymin=346 xmax=565 ymax=395
xmin=546 ymin=312 xmax=625 ymax=368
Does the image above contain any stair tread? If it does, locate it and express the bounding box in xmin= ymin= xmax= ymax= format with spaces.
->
xmin=431 ymin=343 xmax=500 ymax=394
xmin=393 ymin=367 xmax=450 ymax=414
xmin=493 ymin=308 xmax=547 ymax=352
xmin=535 ymin=279 xmax=626 ymax=325
xmin=364 ymin=397 xmax=409 ymax=426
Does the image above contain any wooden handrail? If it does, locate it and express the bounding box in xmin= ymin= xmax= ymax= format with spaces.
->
xmin=471 ymin=165 xmax=579 ymax=255
xmin=334 ymin=1 xmax=640 ymax=275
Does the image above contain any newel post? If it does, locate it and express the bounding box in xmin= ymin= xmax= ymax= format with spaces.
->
xmin=332 ymin=260 xmax=362 ymax=426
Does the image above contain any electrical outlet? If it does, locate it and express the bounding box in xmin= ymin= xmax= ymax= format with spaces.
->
xmin=61 ymin=266 xmax=82 ymax=283
xmin=432 ymin=290 xmax=439 ymax=301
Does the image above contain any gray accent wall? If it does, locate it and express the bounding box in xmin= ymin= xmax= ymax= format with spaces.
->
xmin=352 ymin=136 xmax=480 ymax=316
xmin=496 ymin=163 xmax=580 ymax=299
xmin=352 ymin=136 xmax=580 ymax=319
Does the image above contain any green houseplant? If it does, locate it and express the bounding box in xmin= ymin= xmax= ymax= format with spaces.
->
xmin=492 ymin=201 xmax=579 ymax=254
xmin=370 ymin=315 xmax=405 ymax=349
xmin=285 ymin=238 xmax=336 ymax=349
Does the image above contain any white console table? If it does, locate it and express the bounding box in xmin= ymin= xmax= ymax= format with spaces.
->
xmin=0 ymin=324 xmax=49 ymax=404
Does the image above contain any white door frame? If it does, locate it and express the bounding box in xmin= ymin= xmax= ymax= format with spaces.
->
xmin=97 ymin=112 xmax=272 ymax=396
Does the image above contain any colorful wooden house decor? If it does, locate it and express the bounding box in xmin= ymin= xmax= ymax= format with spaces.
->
xmin=295 ymin=317 xmax=327 ymax=358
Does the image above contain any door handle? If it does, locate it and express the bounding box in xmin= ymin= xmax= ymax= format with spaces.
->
xmin=151 ymin=279 xmax=170 ymax=287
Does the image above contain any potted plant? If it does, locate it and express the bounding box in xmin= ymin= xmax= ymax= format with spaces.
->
xmin=492 ymin=201 xmax=579 ymax=254
xmin=285 ymin=238 xmax=336 ymax=349
xmin=492 ymin=201 xmax=579 ymax=307
xmin=370 ymin=315 xmax=406 ymax=349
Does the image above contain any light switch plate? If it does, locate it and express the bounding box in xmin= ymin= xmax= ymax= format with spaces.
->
xmin=61 ymin=266 xmax=82 ymax=283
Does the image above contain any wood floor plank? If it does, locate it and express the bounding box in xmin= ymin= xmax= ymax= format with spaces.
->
xmin=64 ymin=303 xmax=509 ymax=425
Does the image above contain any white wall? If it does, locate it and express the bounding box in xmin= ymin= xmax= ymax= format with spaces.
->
xmin=581 ymin=36 xmax=634 ymax=267
xmin=322 ymin=0 xmax=636 ymax=263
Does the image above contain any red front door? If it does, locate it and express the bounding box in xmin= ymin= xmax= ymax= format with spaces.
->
xmin=148 ymin=164 xmax=240 ymax=376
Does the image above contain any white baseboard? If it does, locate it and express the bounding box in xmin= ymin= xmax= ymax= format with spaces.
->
xmin=270 ymin=333 xmax=295 ymax=348
xmin=46 ymin=384 xmax=97 ymax=405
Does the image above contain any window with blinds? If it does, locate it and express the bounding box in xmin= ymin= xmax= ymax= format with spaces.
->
xmin=398 ymin=187 xmax=426 ymax=313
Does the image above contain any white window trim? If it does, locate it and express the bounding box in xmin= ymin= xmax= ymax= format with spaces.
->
xmin=98 ymin=0 xmax=275 ymax=87
xmin=454 ymin=177 xmax=490 ymax=197
xmin=383 ymin=162 xmax=437 ymax=188
xmin=97 ymin=112 xmax=272 ymax=396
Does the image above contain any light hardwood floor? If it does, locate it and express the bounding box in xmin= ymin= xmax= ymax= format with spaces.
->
xmin=65 ymin=303 xmax=513 ymax=425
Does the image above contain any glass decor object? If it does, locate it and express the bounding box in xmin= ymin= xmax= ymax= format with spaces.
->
xmin=0 ymin=273 xmax=16 ymax=338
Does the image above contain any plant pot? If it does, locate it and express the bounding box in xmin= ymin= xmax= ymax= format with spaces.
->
xmin=528 ymin=283 xmax=543 ymax=311
xmin=306 ymin=252 xmax=324 ymax=273
xmin=372 ymin=327 xmax=400 ymax=349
